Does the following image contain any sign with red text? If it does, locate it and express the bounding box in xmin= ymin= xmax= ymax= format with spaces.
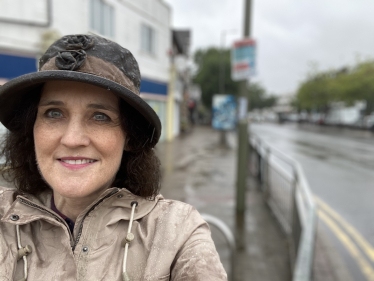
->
xmin=231 ymin=38 xmax=256 ymax=81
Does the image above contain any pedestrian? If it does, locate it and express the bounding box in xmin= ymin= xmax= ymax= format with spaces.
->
xmin=0 ymin=34 xmax=227 ymax=281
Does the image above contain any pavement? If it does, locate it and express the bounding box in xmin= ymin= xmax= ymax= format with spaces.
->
xmin=156 ymin=126 xmax=353 ymax=281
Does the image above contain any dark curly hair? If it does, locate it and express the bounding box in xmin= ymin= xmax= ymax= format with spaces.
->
xmin=0 ymin=87 xmax=161 ymax=199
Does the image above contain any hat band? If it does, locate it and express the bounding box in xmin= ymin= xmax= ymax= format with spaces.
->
xmin=40 ymin=55 xmax=139 ymax=95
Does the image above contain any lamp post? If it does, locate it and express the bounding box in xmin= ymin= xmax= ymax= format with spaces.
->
xmin=236 ymin=0 xmax=252 ymax=215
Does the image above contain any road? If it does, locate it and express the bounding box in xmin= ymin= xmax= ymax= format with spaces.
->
xmin=251 ymin=122 xmax=374 ymax=281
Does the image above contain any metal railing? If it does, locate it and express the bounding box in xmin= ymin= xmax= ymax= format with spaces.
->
xmin=249 ymin=135 xmax=317 ymax=281
xmin=201 ymin=213 xmax=236 ymax=281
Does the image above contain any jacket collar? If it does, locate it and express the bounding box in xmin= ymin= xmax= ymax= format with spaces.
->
xmin=1 ymin=187 xmax=163 ymax=226
xmin=108 ymin=188 xmax=163 ymax=220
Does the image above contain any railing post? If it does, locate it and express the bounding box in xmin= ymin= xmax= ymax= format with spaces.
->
xmin=248 ymin=137 xmax=253 ymax=178
xmin=262 ymin=147 xmax=270 ymax=196
xmin=257 ymin=141 xmax=262 ymax=184
xmin=291 ymin=169 xmax=301 ymax=266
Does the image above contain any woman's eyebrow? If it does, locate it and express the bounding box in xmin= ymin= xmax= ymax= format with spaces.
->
xmin=38 ymin=100 xmax=65 ymax=107
xmin=38 ymin=101 xmax=118 ymax=113
xmin=87 ymin=103 xmax=119 ymax=114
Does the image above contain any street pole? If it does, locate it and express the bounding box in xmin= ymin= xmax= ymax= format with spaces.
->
xmin=233 ymin=3 xmax=252 ymax=278
xmin=236 ymin=0 xmax=252 ymax=215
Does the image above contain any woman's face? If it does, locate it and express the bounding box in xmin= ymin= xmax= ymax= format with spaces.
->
xmin=34 ymin=81 xmax=126 ymax=200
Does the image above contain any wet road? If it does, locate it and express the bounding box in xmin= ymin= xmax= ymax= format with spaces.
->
xmin=251 ymin=122 xmax=374 ymax=281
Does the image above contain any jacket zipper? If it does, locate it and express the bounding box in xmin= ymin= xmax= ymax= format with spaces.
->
xmin=71 ymin=189 xmax=119 ymax=251
xmin=18 ymin=189 xmax=119 ymax=251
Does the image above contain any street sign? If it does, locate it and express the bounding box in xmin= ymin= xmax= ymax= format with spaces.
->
xmin=231 ymin=38 xmax=256 ymax=81
xmin=212 ymin=95 xmax=237 ymax=130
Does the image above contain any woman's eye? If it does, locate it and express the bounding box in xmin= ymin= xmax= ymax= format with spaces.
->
xmin=93 ymin=113 xmax=110 ymax=121
xmin=46 ymin=109 xmax=63 ymax=118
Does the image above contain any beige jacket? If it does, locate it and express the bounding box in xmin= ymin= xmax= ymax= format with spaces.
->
xmin=0 ymin=186 xmax=227 ymax=281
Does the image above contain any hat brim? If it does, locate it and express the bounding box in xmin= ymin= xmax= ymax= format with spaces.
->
xmin=0 ymin=70 xmax=161 ymax=144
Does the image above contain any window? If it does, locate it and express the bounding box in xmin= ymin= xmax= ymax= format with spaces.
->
xmin=141 ymin=24 xmax=156 ymax=55
xmin=90 ymin=0 xmax=115 ymax=38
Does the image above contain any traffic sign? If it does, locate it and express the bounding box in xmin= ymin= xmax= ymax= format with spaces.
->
xmin=231 ymin=38 xmax=256 ymax=81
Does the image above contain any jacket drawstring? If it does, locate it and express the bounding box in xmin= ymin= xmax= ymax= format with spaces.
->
xmin=122 ymin=201 xmax=138 ymax=281
xmin=14 ymin=200 xmax=138 ymax=281
xmin=16 ymin=225 xmax=32 ymax=281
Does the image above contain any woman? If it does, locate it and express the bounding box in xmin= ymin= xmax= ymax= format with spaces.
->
xmin=0 ymin=35 xmax=227 ymax=281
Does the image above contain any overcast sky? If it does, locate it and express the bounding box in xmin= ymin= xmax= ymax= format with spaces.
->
xmin=163 ymin=0 xmax=374 ymax=96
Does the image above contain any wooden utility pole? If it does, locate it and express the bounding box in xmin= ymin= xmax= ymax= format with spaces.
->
xmin=236 ymin=0 xmax=252 ymax=214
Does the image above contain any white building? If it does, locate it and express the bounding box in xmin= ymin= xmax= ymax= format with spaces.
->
xmin=0 ymin=0 xmax=171 ymax=141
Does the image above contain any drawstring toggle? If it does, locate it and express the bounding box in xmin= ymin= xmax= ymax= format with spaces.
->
xmin=121 ymin=233 xmax=135 ymax=247
xmin=17 ymin=245 xmax=33 ymax=261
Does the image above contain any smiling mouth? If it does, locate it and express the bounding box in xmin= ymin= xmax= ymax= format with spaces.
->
xmin=58 ymin=158 xmax=97 ymax=165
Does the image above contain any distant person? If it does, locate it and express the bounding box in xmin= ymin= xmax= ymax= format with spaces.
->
xmin=0 ymin=34 xmax=226 ymax=280
xmin=188 ymin=99 xmax=196 ymax=125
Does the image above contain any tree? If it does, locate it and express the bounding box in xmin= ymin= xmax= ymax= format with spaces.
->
xmin=193 ymin=47 xmax=277 ymax=110
xmin=193 ymin=48 xmax=239 ymax=108
xmin=295 ymin=60 xmax=374 ymax=114
xmin=295 ymin=71 xmax=334 ymax=112
xmin=248 ymin=83 xmax=277 ymax=110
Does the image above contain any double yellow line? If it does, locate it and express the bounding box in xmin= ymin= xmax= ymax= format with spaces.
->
xmin=316 ymin=196 xmax=374 ymax=280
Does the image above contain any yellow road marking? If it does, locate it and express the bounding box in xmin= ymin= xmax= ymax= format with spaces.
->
xmin=315 ymin=196 xmax=374 ymax=262
xmin=318 ymin=209 xmax=374 ymax=281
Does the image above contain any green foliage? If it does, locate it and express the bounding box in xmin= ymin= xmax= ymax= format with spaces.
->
xmin=296 ymin=60 xmax=374 ymax=113
xmin=193 ymin=47 xmax=277 ymax=110
xmin=248 ymin=83 xmax=278 ymax=110
xmin=193 ymin=48 xmax=239 ymax=108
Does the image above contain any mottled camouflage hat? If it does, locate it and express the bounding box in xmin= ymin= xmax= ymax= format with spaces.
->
xmin=0 ymin=34 xmax=161 ymax=145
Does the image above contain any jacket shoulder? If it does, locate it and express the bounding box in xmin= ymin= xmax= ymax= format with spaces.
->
xmin=147 ymin=198 xmax=208 ymax=237
xmin=0 ymin=186 xmax=17 ymax=217
xmin=156 ymin=198 xmax=204 ymax=221
xmin=153 ymin=199 xmax=228 ymax=280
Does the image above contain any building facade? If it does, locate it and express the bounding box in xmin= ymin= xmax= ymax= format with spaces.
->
xmin=0 ymin=0 xmax=171 ymax=141
xmin=168 ymin=29 xmax=192 ymax=138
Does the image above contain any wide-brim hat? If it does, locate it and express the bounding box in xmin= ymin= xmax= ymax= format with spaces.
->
xmin=0 ymin=34 xmax=161 ymax=145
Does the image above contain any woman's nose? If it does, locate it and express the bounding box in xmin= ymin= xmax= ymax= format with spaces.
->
xmin=60 ymin=119 xmax=90 ymax=147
